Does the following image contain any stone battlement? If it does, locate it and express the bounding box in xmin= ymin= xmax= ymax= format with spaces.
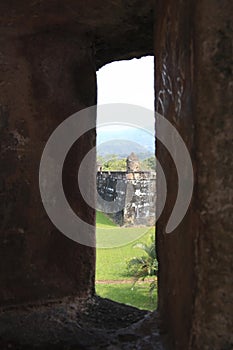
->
xmin=96 ymin=171 xmax=156 ymax=226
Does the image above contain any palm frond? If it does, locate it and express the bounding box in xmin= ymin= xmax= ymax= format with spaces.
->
xmin=127 ymin=234 xmax=158 ymax=295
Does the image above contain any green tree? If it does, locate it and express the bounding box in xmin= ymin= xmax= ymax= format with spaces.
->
xmin=141 ymin=156 xmax=156 ymax=170
xmin=98 ymin=154 xmax=159 ymax=171
xmin=127 ymin=234 xmax=158 ymax=296
xmin=101 ymin=157 xmax=126 ymax=171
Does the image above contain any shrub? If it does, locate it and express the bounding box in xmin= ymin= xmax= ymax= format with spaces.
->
xmin=126 ymin=234 xmax=158 ymax=297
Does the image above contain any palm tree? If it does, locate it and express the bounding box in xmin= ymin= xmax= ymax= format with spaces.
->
xmin=127 ymin=234 xmax=158 ymax=296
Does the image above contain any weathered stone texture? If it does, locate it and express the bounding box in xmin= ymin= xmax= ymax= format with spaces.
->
xmin=0 ymin=0 xmax=154 ymax=306
xmin=191 ymin=1 xmax=233 ymax=349
xmin=96 ymin=170 xmax=156 ymax=226
xmin=155 ymin=0 xmax=233 ymax=349
xmin=126 ymin=152 xmax=141 ymax=172
xmin=155 ymin=1 xmax=196 ymax=348
xmin=0 ymin=26 xmax=97 ymax=304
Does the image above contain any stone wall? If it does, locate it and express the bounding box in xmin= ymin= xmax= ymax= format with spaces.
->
xmin=191 ymin=1 xmax=233 ymax=348
xmin=0 ymin=28 xmax=97 ymax=305
xmin=155 ymin=0 xmax=233 ymax=349
xmin=155 ymin=0 xmax=197 ymax=348
xmin=0 ymin=0 xmax=153 ymax=307
xmin=96 ymin=171 xmax=156 ymax=226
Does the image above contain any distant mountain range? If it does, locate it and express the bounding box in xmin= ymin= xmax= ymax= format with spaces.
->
xmin=97 ymin=127 xmax=155 ymax=159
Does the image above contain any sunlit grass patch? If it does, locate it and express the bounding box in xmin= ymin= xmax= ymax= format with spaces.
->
xmin=96 ymin=283 xmax=157 ymax=311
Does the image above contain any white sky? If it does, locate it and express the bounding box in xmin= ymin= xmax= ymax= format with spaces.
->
xmin=96 ymin=56 xmax=155 ymax=149
xmin=97 ymin=56 xmax=154 ymax=110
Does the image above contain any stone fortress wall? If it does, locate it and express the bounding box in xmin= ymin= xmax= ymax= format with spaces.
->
xmin=96 ymin=170 xmax=156 ymax=226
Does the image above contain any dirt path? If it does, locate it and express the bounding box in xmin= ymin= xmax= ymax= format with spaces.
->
xmin=96 ymin=278 xmax=156 ymax=284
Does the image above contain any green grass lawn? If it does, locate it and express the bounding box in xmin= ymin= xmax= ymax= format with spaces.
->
xmin=96 ymin=283 xmax=157 ymax=311
xmin=96 ymin=229 xmax=154 ymax=280
xmin=96 ymin=211 xmax=153 ymax=249
xmin=96 ymin=211 xmax=117 ymax=228
xmin=96 ymin=211 xmax=157 ymax=311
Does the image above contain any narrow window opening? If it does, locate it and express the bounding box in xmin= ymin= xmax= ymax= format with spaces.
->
xmin=96 ymin=57 xmax=157 ymax=313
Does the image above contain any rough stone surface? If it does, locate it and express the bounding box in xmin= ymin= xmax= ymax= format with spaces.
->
xmin=0 ymin=31 xmax=96 ymax=305
xmin=126 ymin=152 xmax=141 ymax=172
xmin=0 ymin=0 xmax=153 ymax=306
xmin=96 ymin=170 xmax=156 ymax=226
xmin=0 ymin=0 xmax=156 ymax=347
xmin=155 ymin=1 xmax=197 ymax=348
xmin=155 ymin=0 xmax=233 ymax=349
xmin=191 ymin=1 xmax=233 ymax=349
xmin=0 ymin=0 xmax=154 ymax=69
xmin=0 ymin=296 xmax=165 ymax=349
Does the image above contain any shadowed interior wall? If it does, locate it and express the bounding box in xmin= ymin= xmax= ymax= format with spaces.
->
xmin=155 ymin=0 xmax=233 ymax=349
xmin=0 ymin=1 xmax=153 ymax=306
xmin=0 ymin=30 xmax=97 ymax=305
xmin=155 ymin=1 xmax=196 ymax=348
xmin=191 ymin=1 xmax=233 ymax=348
